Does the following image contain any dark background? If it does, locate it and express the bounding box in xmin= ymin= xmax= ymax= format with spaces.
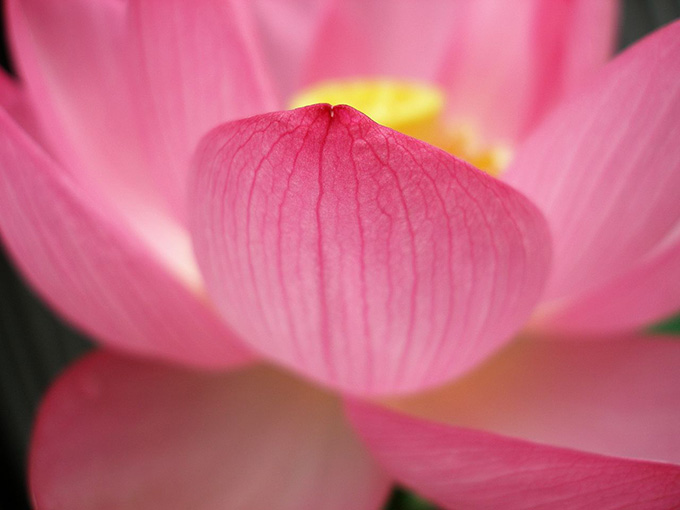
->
xmin=1 ymin=2 xmax=679 ymax=509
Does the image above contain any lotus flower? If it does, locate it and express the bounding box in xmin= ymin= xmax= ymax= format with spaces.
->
xmin=1 ymin=1 xmax=679 ymax=509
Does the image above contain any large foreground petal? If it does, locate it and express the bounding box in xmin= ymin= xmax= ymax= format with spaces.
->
xmin=347 ymin=336 xmax=680 ymax=509
xmin=30 ymin=352 xmax=391 ymax=510
xmin=190 ymin=105 xmax=550 ymax=396
xmin=303 ymin=0 xmax=618 ymax=141
xmin=0 ymin=108 xmax=250 ymax=368
xmin=505 ymin=20 xmax=680 ymax=326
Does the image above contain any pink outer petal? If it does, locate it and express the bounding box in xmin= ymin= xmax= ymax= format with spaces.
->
xmin=546 ymin=228 xmax=680 ymax=333
xmin=7 ymin=0 xmax=167 ymax=221
xmin=127 ymin=0 xmax=279 ymax=218
xmin=0 ymin=107 xmax=251 ymax=368
xmin=189 ymin=104 xmax=551 ymax=396
xmin=301 ymin=0 xmax=618 ymax=142
xmin=347 ymin=399 xmax=680 ymax=510
xmin=347 ymin=336 xmax=680 ymax=508
xmin=438 ymin=0 xmax=619 ymax=142
xmin=381 ymin=336 xmax=680 ymax=465
xmin=0 ymin=70 xmax=40 ymax=142
xmin=7 ymin=0 xmax=202 ymax=280
xmin=30 ymin=352 xmax=392 ymax=510
xmin=504 ymin=20 xmax=680 ymax=320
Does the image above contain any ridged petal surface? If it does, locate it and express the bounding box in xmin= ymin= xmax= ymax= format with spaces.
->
xmin=190 ymin=105 xmax=550 ymax=396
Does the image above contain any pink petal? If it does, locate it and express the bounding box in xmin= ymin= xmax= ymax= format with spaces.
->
xmin=547 ymin=229 xmax=680 ymax=333
xmin=0 ymin=69 xmax=20 ymax=106
xmin=30 ymin=352 xmax=391 ymax=510
xmin=0 ymin=69 xmax=40 ymax=141
xmin=381 ymin=336 xmax=680 ymax=464
xmin=0 ymin=107 xmax=251 ymax=368
xmin=301 ymin=0 xmax=462 ymax=87
xmin=127 ymin=0 xmax=278 ymax=218
xmin=504 ymin=21 xmax=680 ymax=318
xmin=250 ymin=0 xmax=329 ymax=101
xmin=348 ymin=400 xmax=680 ymax=510
xmin=347 ymin=336 xmax=680 ymax=508
xmin=189 ymin=105 xmax=551 ymax=396
xmin=302 ymin=0 xmax=618 ymax=141
xmin=7 ymin=0 xmax=167 ymax=221
xmin=437 ymin=0 xmax=619 ymax=141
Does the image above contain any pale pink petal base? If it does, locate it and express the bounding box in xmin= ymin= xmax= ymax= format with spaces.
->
xmin=348 ymin=400 xmax=680 ymax=510
xmin=546 ymin=230 xmax=680 ymax=333
xmin=30 ymin=353 xmax=391 ymax=510
xmin=382 ymin=336 xmax=680 ymax=464
xmin=190 ymin=105 xmax=551 ymax=396
xmin=0 ymin=108 xmax=251 ymax=368
xmin=347 ymin=336 xmax=680 ymax=509
xmin=505 ymin=20 xmax=680 ymax=328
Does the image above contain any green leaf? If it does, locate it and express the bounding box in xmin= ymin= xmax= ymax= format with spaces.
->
xmin=647 ymin=312 xmax=680 ymax=335
xmin=385 ymin=488 xmax=438 ymax=510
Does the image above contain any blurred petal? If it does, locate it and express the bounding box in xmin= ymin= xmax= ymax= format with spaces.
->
xmin=504 ymin=21 xmax=680 ymax=315
xmin=250 ymin=0 xmax=330 ymax=101
xmin=190 ymin=105 xmax=550 ymax=396
xmin=381 ymin=336 xmax=680 ymax=465
xmin=30 ymin=352 xmax=391 ymax=510
xmin=0 ymin=108 xmax=251 ymax=368
xmin=0 ymin=69 xmax=20 ymax=106
xmin=348 ymin=399 xmax=680 ymax=510
xmin=550 ymin=1 xmax=619 ymax=98
xmin=438 ymin=0 xmax=618 ymax=141
xmin=548 ymin=227 xmax=680 ymax=333
xmin=127 ymin=0 xmax=278 ymax=217
xmin=0 ymin=69 xmax=40 ymax=141
xmin=7 ymin=0 xmax=165 ymax=218
xmin=302 ymin=0 xmax=459 ymax=86
xmin=302 ymin=0 xmax=618 ymax=141
xmin=348 ymin=335 xmax=680 ymax=508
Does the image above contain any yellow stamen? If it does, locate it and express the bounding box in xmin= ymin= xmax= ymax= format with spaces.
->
xmin=290 ymin=79 xmax=511 ymax=176
xmin=290 ymin=79 xmax=443 ymax=142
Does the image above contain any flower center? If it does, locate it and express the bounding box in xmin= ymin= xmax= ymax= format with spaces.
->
xmin=290 ymin=79 xmax=511 ymax=176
